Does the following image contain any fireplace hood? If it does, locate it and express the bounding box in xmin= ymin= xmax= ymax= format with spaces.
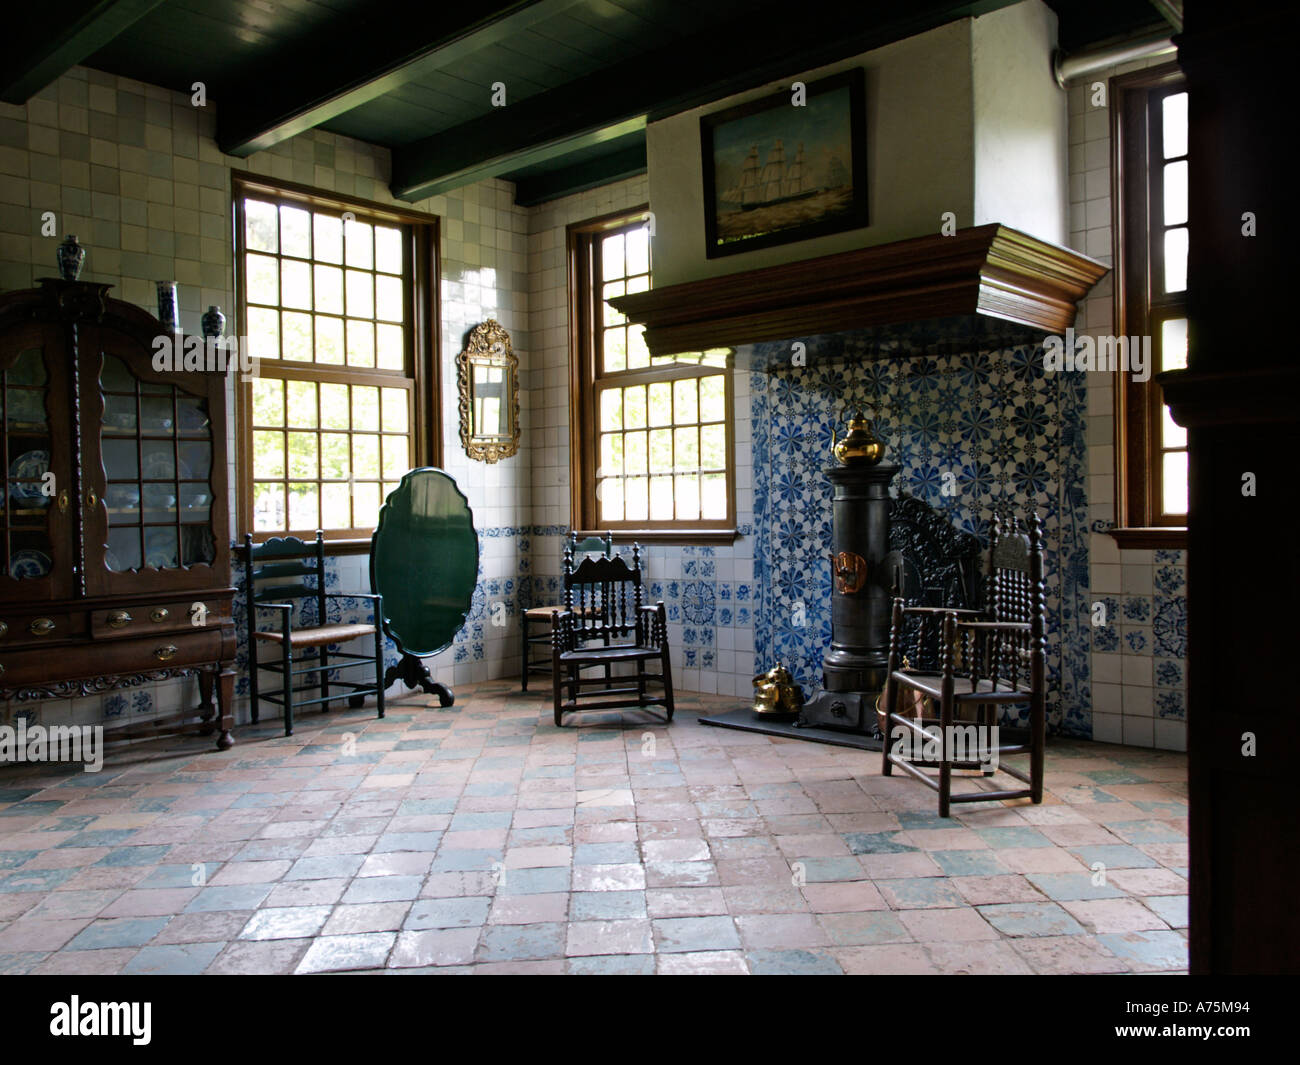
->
xmin=609 ymin=224 xmax=1108 ymax=369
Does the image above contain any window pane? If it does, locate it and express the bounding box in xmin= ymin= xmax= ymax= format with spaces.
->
xmin=700 ymin=374 xmax=726 ymax=421
xmin=322 ymin=482 xmax=350 ymax=528
xmin=702 ymin=473 xmax=727 ymax=519
xmin=376 ymin=323 xmax=404 ymax=371
xmin=352 ymin=434 xmax=379 ymax=478
xmin=1162 ymin=451 xmax=1188 ymax=516
xmin=1162 ymin=92 xmax=1188 ymax=159
xmin=344 ymin=218 xmax=373 ymax=268
xmin=648 ymin=382 xmax=672 ymax=426
xmin=1161 ymin=405 xmax=1186 ymax=449
xmin=673 ymin=378 xmax=698 ymax=423
xmin=649 ymin=475 xmax=673 ymax=520
xmin=601 ymin=233 xmax=624 ymax=281
xmin=280 ymin=205 xmax=311 ymax=258
xmin=314 ymin=265 xmax=342 ymax=314
xmin=626 ymin=226 xmax=649 ymax=275
xmin=375 ymin=274 xmax=403 ymax=323
xmin=603 ymin=327 xmax=626 ymax=373
xmin=382 ymin=436 xmax=408 ymax=479
xmin=253 ymin=431 xmax=285 ymax=477
xmin=287 ymin=433 xmax=317 ymax=478
xmin=345 ymin=270 xmax=374 ymax=319
xmin=1161 ymin=317 xmax=1188 ymax=371
xmin=321 ymin=383 xmax=349 ymax=429
xmin=381 ymin=388 xmax=408 ymax=433
xmin=1164 ymin=227 xmax=1188 ymax=293
xmin=252 ymin=378 xmax=283 ymax=425
xmin=247 ymin=307 xmax=279 ymax=358
xmin=624 ymin=476 xmax=648 ymax=521
xmin=648 ymin=428 xmax=673 ymax=473
xmin=701 ymin=424 xmax=727 ymax=469
xmin=375 ymin=226 xmax=403 ymax=274
xmin=624 ymin=430 xmax=647 ymax=476
xmin=674 ymin=426 xmax=699 ymax=471
xmin=354 ymin=482 xmax=380 ymax=529
xmin=245 ymin=200 xmax=278 ymax=253
xmin=282 ymin=311 xmax=313 ymax=362
xmin=674 ymin=474 xmax=700 ymax=521
xmin=599 ymin=477 xmax=623 ymax=522
xmin=321 ymin=433 xmax=350 ymax=479
xmin=352 ymin=386 xmax=379 ymax=430
xmin=1163 ymin=160 xmax=1187 ymax=227
xmin=253 ymin=483 xmax=284 ymax=531
xmin=286 ymin=380 xmax=317 ymax=427
xmin=602 ymin=281 xmax=625 ymax=327
xmin=246 ymin=254 xmax=278 ymax=305
xmin=600 ymin=388 xmax=622 ymax=431
xmin=315 ymin=315 xmax=344 ymax=364
xmin=599 ymin=432 xmax=622 ymax=477
xmin=624 ymin=385 xmax=646 ymax=430
xmin=346 ymin=319 xmax=374 ymax=367
xmin=627 ymin=325 xmax=649 ymax=368
xmin=313 ymin=213 xmax=342 ymax=263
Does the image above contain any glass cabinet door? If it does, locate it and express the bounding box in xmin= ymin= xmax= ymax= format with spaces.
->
xmin=1 ymin=332 xmax=73 ymax=600
xmin=84 ymin=344 xmax=221 ymax=596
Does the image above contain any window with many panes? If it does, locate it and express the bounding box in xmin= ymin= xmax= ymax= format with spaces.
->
xmin=234 ymin=177 xmax=439 ymax=541
xmin=568 ymin=210 xmax=734 ymax=539
xmin=1113 ymin=64 xmax=1188 ymax=545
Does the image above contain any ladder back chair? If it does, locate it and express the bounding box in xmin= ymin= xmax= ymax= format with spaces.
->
xmin=240 ymin=531 xmax=385 ymax=736
xmin=551 ymin=542 xmax=674 ymax=727
xmin=521 ymin=532 xmax=613 ymax=690
xmin=881 ymin=512 xmax=1046 ymax=817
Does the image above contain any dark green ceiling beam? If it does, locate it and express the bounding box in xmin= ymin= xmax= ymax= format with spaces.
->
xmin=0 ymin=0 xmax=167 ymax=104
xmin=390 ymin=0 xmax=1020 ymax=202
xmin=217 ymin=0 xmax=588 ymax=157
xmin=510 ymin=141 xmax=647 ymax=206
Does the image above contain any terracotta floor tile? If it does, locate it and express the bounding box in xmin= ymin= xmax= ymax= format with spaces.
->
xmin=1060 ymin=898 xmax=1170 ymax=934
xmin=897 ymin=908 xmax=999 ymax=942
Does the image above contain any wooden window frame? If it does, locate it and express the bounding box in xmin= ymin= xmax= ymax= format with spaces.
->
xmin=568 ymin=207 xmax=737 ymax=545
xmin=232 ymin=174 xmax=440 ymax=553
xmin=1110 ymin=63 xmax=1188 ymax=550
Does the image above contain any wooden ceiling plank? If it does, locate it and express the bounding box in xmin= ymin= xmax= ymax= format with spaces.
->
xmin=0 ymin=0 xmax=168 ymax=104
xmin=390 ymin=0 xmax=1020 ymax=201
xmin=217 ymin=0 xmax=590 ymax=157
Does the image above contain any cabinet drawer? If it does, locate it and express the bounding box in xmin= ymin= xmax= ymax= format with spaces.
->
xmin=0 ymin=627 xmax=226 ymax=689
xmin=91 ymin=599 xmax=225 ymax=640
xmin=0 ymin=609 xmax=88 ymax=645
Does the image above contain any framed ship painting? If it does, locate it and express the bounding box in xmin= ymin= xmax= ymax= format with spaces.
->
xmin=700 ymin=69 xmax=868 ymax=258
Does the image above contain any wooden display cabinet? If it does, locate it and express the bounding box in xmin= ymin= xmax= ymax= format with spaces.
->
xmin=0 ymin=279 xmax=236 ymax=750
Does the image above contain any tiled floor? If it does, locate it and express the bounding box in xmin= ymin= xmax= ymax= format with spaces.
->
xmin=0 ymin=683 xmax=1189 ymax=974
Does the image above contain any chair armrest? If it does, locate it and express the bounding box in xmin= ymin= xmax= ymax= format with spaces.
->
xmin=323 ymin=592 xmax=380 ymax=602
xmin=253 ymin=601 xmax=293 ymax=636
xmin=901 ymin=606 xmax=982 ymax=617
xmin=956 ymin=621 xmax=1031 ymax=633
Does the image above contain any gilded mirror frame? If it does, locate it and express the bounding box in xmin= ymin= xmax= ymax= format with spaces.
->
xmin=456 ymin=319 xmax=519 ymax=463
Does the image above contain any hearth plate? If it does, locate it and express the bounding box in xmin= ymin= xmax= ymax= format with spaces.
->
xmin=698 ymin=707 xmax=883 ymax=750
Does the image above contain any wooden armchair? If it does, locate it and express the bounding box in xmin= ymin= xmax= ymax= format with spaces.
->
xmin=551 ymin=542 xmax=674 ymax=727
xmin=881 ymin=512 xmax=1046 ymax=817
xmin=521 ymin=532 xmax=613 ymax=691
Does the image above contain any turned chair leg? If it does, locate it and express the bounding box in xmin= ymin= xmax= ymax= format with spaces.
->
xmin=374 ymin=625 xmax=386 ymax=720
xmin=521 ymin=613 xmax=530 ymax=691
xmin=282 ymin=639 xmax=294 ymax=737
xmin=938 ymin=692 xmax=953 ymax=819
xmin=249 ymin=638 xmax=261 ymax=725
xmin=1030 ymin=692 xmax=1045 ymax=804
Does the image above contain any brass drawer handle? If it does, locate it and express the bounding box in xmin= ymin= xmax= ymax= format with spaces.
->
xmin=86 ymin=489 xmax=97 ymax=510
xmin=154 ymin=644 xmax=178 ymax=662
xmin=58 ymin=489 xmax=69 ymax=514
xmin=29 ymin=617 xmax=55 ymax=636
xmin=107 ymin=610 xmax=133 ymax=629
xmin=151 ymin=608 xmax=170 ymax=623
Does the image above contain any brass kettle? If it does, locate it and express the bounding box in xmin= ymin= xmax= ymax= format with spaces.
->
xmin=831 ymin=408 xmax=884 ymax=466
xmin=752 ymin=666 xmax=804 ymax=716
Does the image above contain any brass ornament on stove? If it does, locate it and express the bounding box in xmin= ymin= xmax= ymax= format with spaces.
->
xmin=751 ymin=666 xmax=804 ymax=717
xmin=831 ymin=408 xmax=884 ymax=466
xmin=830 ymin=550 xmax=869 ymax=595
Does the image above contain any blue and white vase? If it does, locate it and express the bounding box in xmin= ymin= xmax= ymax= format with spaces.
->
xmin=156 ymin=281 xmax=179 ymax=332
xmin=201 ymin=305 xmax=226 ymax=338
xmin=57 ymin=235 xmax=86 ymax=281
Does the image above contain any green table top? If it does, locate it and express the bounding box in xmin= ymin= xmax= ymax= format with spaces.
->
xmin=369 ymin=467 xmax=478 ymax=658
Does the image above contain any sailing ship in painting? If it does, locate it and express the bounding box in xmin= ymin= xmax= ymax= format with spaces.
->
xmin=721 ymin=140 xmax=819 ymax=211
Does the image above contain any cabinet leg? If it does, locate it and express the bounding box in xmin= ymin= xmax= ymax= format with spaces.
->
xmin=197 ymin=668 xmax=216 ymax=736
xmin=215 ymin=665 xmax=235 ymax=750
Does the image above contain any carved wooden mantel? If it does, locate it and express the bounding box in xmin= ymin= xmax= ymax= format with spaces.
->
xmin=609 ymin=224 xmax=1109 ymax=360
